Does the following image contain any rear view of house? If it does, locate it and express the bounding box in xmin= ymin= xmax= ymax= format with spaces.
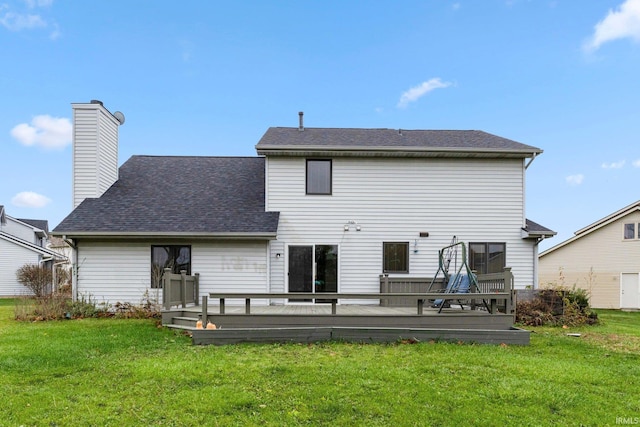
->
xmin=53 ymin=101 xmax=553 ymax=306
xmin=539 ymin=200 xmax=640 ymax=309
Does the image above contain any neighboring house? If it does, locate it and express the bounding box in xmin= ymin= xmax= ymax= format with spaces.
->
xmin=0 ymin=205 xmax=66 ymax=296
xmin=53 ymin=101 xmax=554 ymax=305
xmin=539 ymin=200 xmax=640 ymax=309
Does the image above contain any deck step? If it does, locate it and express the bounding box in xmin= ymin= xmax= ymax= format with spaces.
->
xmin=165 ymin=324 xmax=196 ymax=331
xmin=171 ymin=316 xmax=200 ymax=327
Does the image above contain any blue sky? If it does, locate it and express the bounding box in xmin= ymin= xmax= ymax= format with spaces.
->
xmin=1 ymin=0 xmax=639 ymax=251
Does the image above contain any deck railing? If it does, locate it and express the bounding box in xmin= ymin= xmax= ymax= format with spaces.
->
xmin=204 ymin=290 xmax=512 ymax=323
xmin=162 ymin=269 xmax=200 ymax=310
xmin=379 ymin=267 xmax=515 ymax=313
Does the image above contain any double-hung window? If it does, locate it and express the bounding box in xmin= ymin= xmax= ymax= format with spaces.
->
xmin=624 ymin=223 xmax=639 ymax=240
xmin=306 ymin=159 xmax=332 ymax=195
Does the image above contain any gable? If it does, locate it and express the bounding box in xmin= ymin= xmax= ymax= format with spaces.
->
xmin=540 ymin=200 xmax=640 ymax=257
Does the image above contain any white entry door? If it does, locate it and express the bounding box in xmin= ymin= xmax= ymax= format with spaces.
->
xmin=620 ymin=273 xmax=640 ymax=309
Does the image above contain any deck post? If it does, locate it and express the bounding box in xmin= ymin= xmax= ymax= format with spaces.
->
xmin=201 ymin=295 xmax=208 ymax=324
xmin=162 ymin=268 xmax=171 ymax=309
xmin=220 ymin=298 xmax=225 ymax=314
xmin=331 ymin=299 xmax=337 ymax=315
xmin=418 ymin=299 xmax=424 ymax=315
xmin=504 ymin=267 xmax=513 ymax=314
xmin=194 ymin=273 xmax=200 ymax=306
xmin=180 ymin=270 xmax=187 ymax=308
xmin=245 ymin=298 xmax=251 ymax=314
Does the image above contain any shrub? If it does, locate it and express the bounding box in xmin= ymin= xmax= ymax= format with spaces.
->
xmin=66 ymin=294 xmax=109 ymax=319
xmin=516 ymin=286 xmax=598 ymax=327
xmin=14 ymin=295 xmax=68 ymax=321
xmin=16 ymin=264 xmax=52 ymax=297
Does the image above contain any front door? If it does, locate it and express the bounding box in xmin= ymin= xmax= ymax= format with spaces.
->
xmin=620 ymin=273 xmax=640 ymax=309
xmin=288 ymin=245 xmax=338 ymax=303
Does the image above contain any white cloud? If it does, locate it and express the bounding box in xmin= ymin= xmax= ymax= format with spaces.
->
xmin=1 ymin=0 xmax=58 ymax=38
xmin=24 ymin=0 xmax=54 ymax=8
xmin=397 ymin=78 xmax=452 ymax=108
xmin=633 ymin=159 xmax=640 ymax=167
xmin=583 ymin=0 xmax=640 ymax=52
xmin=0 ymin=11 xmax=45 ymax=30
xmin=601 ymin=160 xmax=626 ymax=169
xmin=12 ymin=191 xmax=51 ymax=208
xmin=11 ymin=114 xmax=72 ymax=149
xmin=566 ymin=174 xmax=584 ymax=186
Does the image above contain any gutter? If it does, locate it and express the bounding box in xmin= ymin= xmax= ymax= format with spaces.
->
xmin=257 ymin=146 xmax=543 ymax=159
xmin=53 ymin=231 xmax=278 ymax=240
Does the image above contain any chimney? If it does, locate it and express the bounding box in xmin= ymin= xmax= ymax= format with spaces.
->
xmin=298 ymin=111 xmax=304 ymax=131
xmin=71 ymin=100 xmax=125 ymax=209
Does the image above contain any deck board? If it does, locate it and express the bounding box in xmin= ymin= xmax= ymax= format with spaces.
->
xmin=163 ymin=303 xmax=528 ymax=345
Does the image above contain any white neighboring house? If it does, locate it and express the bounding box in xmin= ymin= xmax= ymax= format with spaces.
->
xmin=539 ymin=200 xmax=640 ymax=309
xmin=0 ymin=205 xmax=67 ymax=296
xmin=52 ymin=101 xmax=554 ymax=305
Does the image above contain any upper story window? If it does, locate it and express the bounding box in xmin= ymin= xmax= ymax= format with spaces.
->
xmin=383 ymin=242 xmax=409 ymax=273
xmin=306 ymin=159 xmax=332 ymax=195
xmin=624 ymin=223 xmax=639 ymax=240
xmin=469 ymin=242 xmax=506 ymax=274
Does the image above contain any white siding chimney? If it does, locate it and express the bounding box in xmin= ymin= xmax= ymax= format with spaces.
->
xmin=71 ymin=101 xmax=124 ymax=208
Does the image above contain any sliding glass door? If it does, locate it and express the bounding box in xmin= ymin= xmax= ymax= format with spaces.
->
xmin=288 ymin=245 xmax=338 ymax=303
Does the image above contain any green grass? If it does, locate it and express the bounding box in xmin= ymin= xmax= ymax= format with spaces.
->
xmin=1 ymin=301 xmax=639 ymax=426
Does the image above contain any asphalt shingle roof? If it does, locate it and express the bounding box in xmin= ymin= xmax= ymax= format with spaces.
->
xmin=17 ymin=218 xmax=49 ymax=233
xmin=53 ymin=156 xmax=279 ymax=236
xmin=256 ymin=128 xmax=542 ymax=155
xmin=524 ymin=219 xmax=556 ymax=236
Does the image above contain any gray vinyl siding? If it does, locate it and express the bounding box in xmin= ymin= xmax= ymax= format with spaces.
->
xmin=539 ymin=211 xmax=640 ymax=309
xmin=75 ymin=240 xmax=269 ymax=305
xmin=0 ymin=238 xmax=41 ymax=296
xmin=266 ymin=156 xmax=534 ymax=294
xmin=2 ymin=218 xmax=38 ymax=243
xmin=72 ymin=104 xmax=119 ymax=208
xmin=76 ymin=241 xmax=151 ymax=305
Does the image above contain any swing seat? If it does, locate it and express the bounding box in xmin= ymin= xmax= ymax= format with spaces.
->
xmin=432 ymin=274 xmax=471 ymax=308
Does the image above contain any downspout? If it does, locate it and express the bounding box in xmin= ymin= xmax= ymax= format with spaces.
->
xmin=532 ymin=235 xmax=548 ymax=290
xmin=63 ymin=236 xmax=78 ymax=301
xmin=524 ymin=152 xmax=538 ymax=170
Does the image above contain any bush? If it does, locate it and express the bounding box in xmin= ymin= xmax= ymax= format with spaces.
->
xmin=14 ymin=291 xmax=160 ymax=321
xmin=16 ymin=264 xmax=52 ymax=297
xmin=516 ymin=286 xmax=598 ymax=327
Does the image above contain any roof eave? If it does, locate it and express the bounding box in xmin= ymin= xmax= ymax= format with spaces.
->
xmin=51 ymin=231 xmax=278 ymax=241
xmin=256 ymin=145 xmax=542 ymax=159
xmin=521 ymin=228 xmax=557 ymax=239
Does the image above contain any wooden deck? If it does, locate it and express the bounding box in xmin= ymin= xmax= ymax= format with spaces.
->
xmin=163 ymin=297 xmax=529 ymax=346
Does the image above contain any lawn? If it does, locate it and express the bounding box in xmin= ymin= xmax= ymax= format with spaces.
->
xmin=0 ymin=298 xmax=639 ymax=426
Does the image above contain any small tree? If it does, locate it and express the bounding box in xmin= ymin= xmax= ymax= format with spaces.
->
xmin=16 ymin=264 xmax=52 ymax=297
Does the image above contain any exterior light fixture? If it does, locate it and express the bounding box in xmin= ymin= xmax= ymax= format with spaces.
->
xmin=344 ymin=220 xmax=362 ymax=232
